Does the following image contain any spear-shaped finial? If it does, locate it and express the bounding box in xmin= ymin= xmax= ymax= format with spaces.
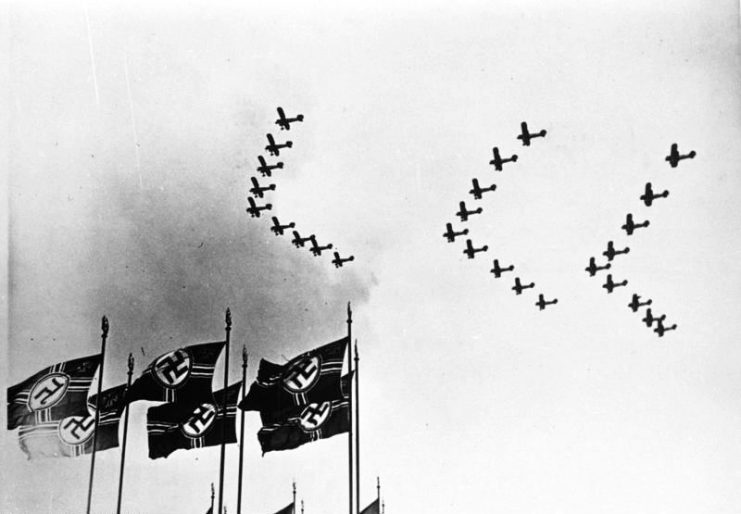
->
xmin=242 ymin=345 xmax=248 ymax=368
xmin=225 ymin=308 xmax=232 ymax=330
xmin=354 ymin=339 xmax=359 ymax=362
xmin=211 ymin=483 xmax=215 ymax=500
xmin=301 ymin=499 xmax=304 ymax=514
xmin=127 ymin=353 xmax=134 ymax=374
xmin=382 ymin=501 xmax=385 ymax=514
xmin=347 ymin=301 xmax=352 ymax=324
xmin=102 ymin=316 xmax=109 ymax=338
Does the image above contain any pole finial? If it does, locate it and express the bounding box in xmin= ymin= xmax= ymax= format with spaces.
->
xmin=102 ymin=316 xmax=109 ymax=337
xmin=347 ymin=302 xmax=352 ymax=323
xmin=225 ymin=308 xmax=232 ymax=329
xmin=242 ymin=345 xmax=248 ymax=367
xmin=354 ymin=339 xmax=359 ymax=361
xmin=127 ymin=353 xmax=134 ymax=373
xmin=211 ymin=483 xmax=215 ymax=499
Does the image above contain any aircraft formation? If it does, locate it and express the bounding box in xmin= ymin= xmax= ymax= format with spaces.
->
xmin=444 ymin=122 xmax=558 ymax=311
xmin=246 ymin=107 xmax=355 ymax=269
xmin=584 ymin=142 xmax=695 ymax=337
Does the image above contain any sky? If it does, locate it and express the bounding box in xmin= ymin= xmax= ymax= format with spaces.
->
xmin=3 ymin=1 xmax=741 ymax=512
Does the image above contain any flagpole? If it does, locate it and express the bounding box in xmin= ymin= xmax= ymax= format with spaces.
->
xmin=86 ymin=316 xmax=108 ymax=514
xmin=236 ymin=346 xmax=248 ymax=514
xmin=218 ymin=308 xmax=232 ymax=514
xmin=346 ymin=303 xmax=353 ymax=514
xmin=115 ymin=353 xmax=134 ymax=514
xmin=354 ymin=340 xmax=360 ymax=514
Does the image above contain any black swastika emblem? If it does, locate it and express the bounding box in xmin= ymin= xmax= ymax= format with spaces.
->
xmin=299 ymin=402 xmax=332 ymax=432
xmin=152 ymin=349 xmax=192 ymax=389
xmin=181 ymin=403 xmax=217 ymax=438
xmin=28 ymin=373 xmax=70 ymax=411
xmin=282 ymin=355 xmax=321 ymax=394
xmin=59 ymin=415 xmax=95 ymax=445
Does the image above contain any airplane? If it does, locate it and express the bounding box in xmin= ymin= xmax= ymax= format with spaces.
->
xmin=621 ymin=213 xmax=650 ymax=236
xmin=256 ymin=155 xmax=284 ymax=177
xmin=628 ymin=294 xmax=652 ymax=313
xmin=602 ymin=274 xmax=628 ymax=293
xmin=442 ymin=222 xmax=468 ymax=243
xmin=640 ymin=182 xmax=669 ymax=207
xmin=246 ymin=197 xmax=272 ymax=218
xmin=585 ymin=256 xmax=611 ymax=277
xmin=535 ymin=294 xmax=558 ymax=310
xmin=270 ymin=217 xmax=295 ymax=236
xmin=654 ymin=318 xmax=678 ymax=337
xmin=642 ymin=308 xmax=665 ymax=327
xmin=602 ymin=241 xmax=630 ymax=262
xmin=309 ymin=236 xmax=333 ymax=257
xmin=490 ymin=259 xmax=515 ymax=278
xmin=332 ymin=252 xmax=355 ymax=268
xmin=665 ymin=143 xmax=696 ymax=168
xmin=275 ymin=107 xmax=304 ymax=130
xmin=463 ymin=239 xmax=488 ymax=259
xmin=291 ymin=230 xmax=314 ymax=248
xmin=489 ymin=147 xmax=518 ymax=171
xmin=265 ymin=133 xmax=293 ymax=156
xmin=469 ymin=178 xmax=497 ymax=200
xmin=512 ymin=277 xmax=535 ymax=295
xmin=249 ymin=177 xmax=276 ymax=198
xmin=456 ymin=201 xmax=483 ymax=222
xmin=516 ymin=121 xmax=547 ymax=146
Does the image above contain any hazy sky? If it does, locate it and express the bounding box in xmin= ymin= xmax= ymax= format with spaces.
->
xmin=3 ymin=1 xmax=741 ymax=513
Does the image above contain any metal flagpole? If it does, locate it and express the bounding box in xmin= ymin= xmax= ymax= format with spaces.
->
xmin=346 ymin=303 xmax=353 ymax=514
xmin=86 ymin=316 xmax=109 ymax=514
xmin=236 ymin=346 xmax=248 ymax=514
xmin=354 ymin=340 xmax=360 ymax=514
xmin=218 ymin=309 xmax=232 ymax=514
xmin=115 ymin=353 xmax=135 ymax=514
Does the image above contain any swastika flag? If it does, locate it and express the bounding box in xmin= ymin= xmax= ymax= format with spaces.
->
xmin=360 ymin=499 xmax=380 ymax=514
xmin=146 ymin=382 xmax=241 ymax=459
xmin=126 ymin=341 xmax=225 ymax=405
xmin=7 ymin=354 xmax=101 ymax=430
xmin=239 ymin=337 xmax=348 ymax=422
xmin=257 ymin=398 xmax=350 ymax=454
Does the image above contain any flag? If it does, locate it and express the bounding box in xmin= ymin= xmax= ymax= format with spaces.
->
xmin=147 ymin=382 xmax=240 ymax=459
xmin=239 ymin=337 xmax=348 ymax=421
xmin=7 ymin=354 xmax=101 ymax=430
xmin=257 ymin=398 xmax=350 ymax=454
xmin=360 ymin=499 xmax=380 ymax=514
xmin=271 ymin=503 xmax=294 ymax=514
xmin=127 ymin=341 xmax=225 ymax=405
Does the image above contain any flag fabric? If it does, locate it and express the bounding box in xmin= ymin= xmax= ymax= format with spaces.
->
xmin=257 ymin=398 xmax=350 ymax=454
xmin=126 ymin=341 xmax=225 ymax=405
xmin=147 ymin=382 xmax=240 ymax=459
xmin=271 ymin=503 xmax=294 ymax=514
xmin=360 ymin=499 xmax=380 ymax=514
xmin=239 ymin=337 xmax=348 ymax=422
xmin=7 ymin=354 xmax=101 ymax=430
xmin=16 ymin=382 xmax=128 ymax=459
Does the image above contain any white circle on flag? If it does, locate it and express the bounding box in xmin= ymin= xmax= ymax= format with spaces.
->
xmin=152 ymin=349 xmax=192 ymax=389
xmin=58 ymin=415 xmax=96 ymax=445
xmin=282 ymin=355 xmax=321 ymax=394
xmin=298 ymin=401 xmax=332 ymax=432
xmin=180 ymin=403 xmax=218 ymax=438
xmin=28 ymin=372 xmax=70 ymax=411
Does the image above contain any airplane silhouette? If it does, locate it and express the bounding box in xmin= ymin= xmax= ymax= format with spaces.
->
xmin=463 ymin=239 xmax=488 ymax=259
xmin=332 ymin=251 xmax=355 ymax=268
xmin=602 ymin=274 xmax=628 ymax=293
xmin=585 ymin=256 xmax=611 ymax=277
xmin=640 ymin=182 xmax=669 ymax=207
xmin=443 ymin=222 xmax=468 ymax=243
xmin=489 ymin=147 xmax=518 ymax=171
xmin=654 ymin=318 xmax=678 ymax=337
xmin=309 ymin=236 xmax=333 ymax=257
xmin=490 ymin=259 xmax=515 ymax=278
xmin=456 ymin=201 xmax=483 ymax=222
xmin=516 ymin=122 xmax=547 ymax=146
xmin=621 ymin=213 xmax=650 ymax=236
xmin=628 ymin=294 xmax=652 ymax=313
xmin=665 ymin=143 xmax=696 ymax=168
xmin=275 ymin=107 xmax=304 ymax=131
xmin=246 ymin=197 xmax=272 ymax=218
xmin=535 ymin=294 xmax=558 ymax=310
xmin=602 ymin=241 xmax=630 ymax=262
xmin=291 ymin=230 xmax=314 ymax=248
xmin=469 ymin=178 xmax=497 ymax=200
xmin=249 ymin=177 xmax=276 ymax=198
xmin=512 ymin=277 xmax=535 ymax=295
xmin=642 ymin=308 xmax=665 ymax=327
xmin=265 ymin=133 xmax=293 ymax=156
xmin=256 ymin=155 xmax=284 ymax=177
xmin=270 ymin=217 xmax=295 ymax=236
